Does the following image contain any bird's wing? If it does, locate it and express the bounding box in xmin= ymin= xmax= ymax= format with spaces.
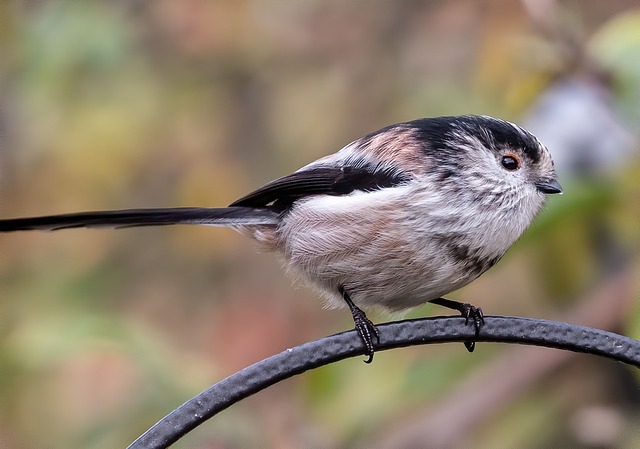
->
xmin=230 ymin=165 xmax=410 ymax=208
xmin=0 ymin=164 xmax=410 ymax=233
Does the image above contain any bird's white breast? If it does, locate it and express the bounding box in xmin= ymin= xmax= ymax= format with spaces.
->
xmin=266 ymin=179 xmax=542 ymax=311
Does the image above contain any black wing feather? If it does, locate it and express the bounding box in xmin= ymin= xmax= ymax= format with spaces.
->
xmin=1 ymin=165 xmax=409 ymax=232
xmin=230 ymin=166 xmax=410 ymax=208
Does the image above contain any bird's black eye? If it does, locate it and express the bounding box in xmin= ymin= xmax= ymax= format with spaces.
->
xmin=501 ymin=154 xmax=520 ymax=171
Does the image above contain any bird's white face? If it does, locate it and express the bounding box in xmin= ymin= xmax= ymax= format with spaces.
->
xmin=416 ymin=117 xmax=560 ymax=264
xmin=443 ymin=117 xmax=560 ymax=227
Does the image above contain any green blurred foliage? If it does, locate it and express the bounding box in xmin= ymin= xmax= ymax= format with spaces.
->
xmin=0 ymin=1 xmax=639 ymax=448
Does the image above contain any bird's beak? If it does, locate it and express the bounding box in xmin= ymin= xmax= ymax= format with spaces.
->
xmin=535 ymin=179 xmax=563 ymax=195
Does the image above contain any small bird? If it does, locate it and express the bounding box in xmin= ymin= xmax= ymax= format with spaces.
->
xmin=0 ymin=115 xmax=562 ymax=362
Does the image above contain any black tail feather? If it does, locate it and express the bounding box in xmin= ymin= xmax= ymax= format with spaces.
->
xmin=0 ymin=207 xmax=280 ymax=232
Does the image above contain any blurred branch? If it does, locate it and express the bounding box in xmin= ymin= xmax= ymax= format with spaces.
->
xmin=520 ymin=0 xmax=609 ymax=80
xmin=127 ymin=314 xmax=640 ymax=449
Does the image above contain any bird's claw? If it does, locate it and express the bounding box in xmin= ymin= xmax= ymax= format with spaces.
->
xmin=351 ymin=307 xmax=380 ymax=364
xmin=460 ymin=303 xmax=484 ymax=352
xmin=340 ymin=286 xmax=380 ymax=363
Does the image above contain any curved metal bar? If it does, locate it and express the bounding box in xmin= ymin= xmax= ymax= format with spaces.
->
xmin=127 ymin=315 xmax=640 ymax=449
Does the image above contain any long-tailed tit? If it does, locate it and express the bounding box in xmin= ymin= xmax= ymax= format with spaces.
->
xmin=0 ymin=115 xmax=562 ymax=362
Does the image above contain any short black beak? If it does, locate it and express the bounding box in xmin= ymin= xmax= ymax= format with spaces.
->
xmin=536 ymin=179 xmax=563 ymax=195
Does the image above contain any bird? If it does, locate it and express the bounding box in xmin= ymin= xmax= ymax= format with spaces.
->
xmin=0 ymin=115 xmax=562 ymax=362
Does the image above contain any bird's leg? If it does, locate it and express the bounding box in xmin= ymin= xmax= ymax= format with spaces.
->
xmin=428 ymin=297 xmax=484 ymax=352
xmin=339 ymin=286 xmax=380 ymax=363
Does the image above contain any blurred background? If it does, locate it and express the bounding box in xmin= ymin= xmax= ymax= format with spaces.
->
xmin=0 ymin=1 xmax=639 ymax=448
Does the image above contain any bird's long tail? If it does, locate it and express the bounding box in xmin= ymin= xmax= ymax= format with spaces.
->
xmin=0 ymin=207 xmax=280 ymax=232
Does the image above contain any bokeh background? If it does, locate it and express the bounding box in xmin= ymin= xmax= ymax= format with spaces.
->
xmin=1 ymin=1 xmax=639 ymax=448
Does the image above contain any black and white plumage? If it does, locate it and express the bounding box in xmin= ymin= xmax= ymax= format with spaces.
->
xmin=0 ymin=115 xmax=562 ymax=362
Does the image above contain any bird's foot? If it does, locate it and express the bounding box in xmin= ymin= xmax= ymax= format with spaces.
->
xmin=459 ymin=303 xmax=484 ymax=352
xmin=339 ymin=286 xmax=380 ymax=363
xmin=429 ymin=297 xmax=484 ymax=352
